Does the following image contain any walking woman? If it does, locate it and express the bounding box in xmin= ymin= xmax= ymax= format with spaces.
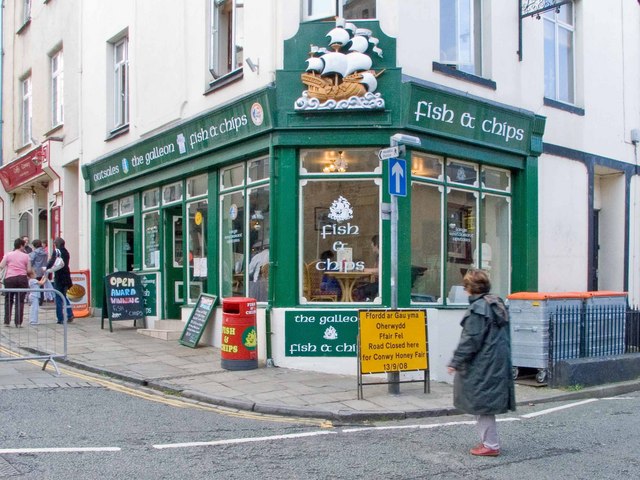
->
xmin=447 ymin=269 xmax=515 ymax=456
xmin=45 ymin=237 xmax=74 ymax=324
xmin=1 ymin=238 xmax=34 ymax=327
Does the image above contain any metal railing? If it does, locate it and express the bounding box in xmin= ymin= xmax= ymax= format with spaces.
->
xmin=549 ymin=304 xmax=628 ymax=365
xmin=0 ymin=288 xmax=70 ymax=375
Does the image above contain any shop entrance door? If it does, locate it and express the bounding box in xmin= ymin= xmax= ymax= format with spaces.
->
xmin=163 ymin=207 xmax=183 ymax=319
xmin=113 ymin=228 xmax=134 ymax=271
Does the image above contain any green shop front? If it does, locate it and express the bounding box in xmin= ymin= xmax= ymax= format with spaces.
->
xmin=82 ymin=19 xmax=544 ymax=379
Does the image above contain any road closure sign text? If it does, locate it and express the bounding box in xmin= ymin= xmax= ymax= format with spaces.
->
xmin=359 ymin=310 xmax=428 ymax=374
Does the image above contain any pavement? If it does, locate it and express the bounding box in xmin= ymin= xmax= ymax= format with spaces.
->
xmin=2 ymin=314 xmax=640 ymax=422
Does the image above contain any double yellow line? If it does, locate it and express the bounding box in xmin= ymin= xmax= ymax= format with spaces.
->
xmin=0 ymin=346 xmax=332 ymax=428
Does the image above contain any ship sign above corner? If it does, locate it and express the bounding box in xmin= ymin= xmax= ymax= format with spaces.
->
xmin=294 ymin=17 xmax=386 ymax=112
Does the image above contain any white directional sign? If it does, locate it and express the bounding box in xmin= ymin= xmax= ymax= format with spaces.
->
xmin=389 ymin=158 xmax=407 ymax=197
xmin=378 ymin=146 xmax=399 ymax=160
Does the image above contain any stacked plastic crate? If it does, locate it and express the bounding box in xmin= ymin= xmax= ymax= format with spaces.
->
xmin=507 ymin=292 xmax=584 ymax=383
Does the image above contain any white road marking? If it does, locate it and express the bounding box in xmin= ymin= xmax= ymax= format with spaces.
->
xmin=0 ymin=447 xmax=121 ymax=454
xmin=520 ymin=398 xmax=599 ymax=418
xmin=153 ymin=430 xmax=337 ymax=449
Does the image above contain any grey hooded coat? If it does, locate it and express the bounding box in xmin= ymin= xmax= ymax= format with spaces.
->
xmin=449 ymin=293 xmax=516 ymax=415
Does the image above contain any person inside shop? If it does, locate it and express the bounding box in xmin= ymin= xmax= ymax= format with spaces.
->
xmin=247 ymin=240 xmax=269 ymax=301
xmin=352 ymin=234 xmax=379 ymax=302
xmin=45 ymin=237 xmax=74 ymax=324
xmin=319 ymin=250 xmax=342 ymax=298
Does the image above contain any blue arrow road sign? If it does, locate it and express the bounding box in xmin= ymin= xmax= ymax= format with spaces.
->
xmin=389 ymin=158 xmax=407 ymax=197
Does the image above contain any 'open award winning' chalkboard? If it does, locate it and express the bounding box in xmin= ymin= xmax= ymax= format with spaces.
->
xmin=180 ymin=293 xmax=218 ymax=348
xmin=102 ymin=272 xmax=146 ymax=332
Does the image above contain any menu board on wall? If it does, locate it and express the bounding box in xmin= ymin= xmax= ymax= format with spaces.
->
xmin=102 ymin=272 xmax=146 ymax=332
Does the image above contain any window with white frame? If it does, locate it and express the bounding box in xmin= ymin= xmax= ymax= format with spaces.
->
xmin=543 ymin=2 xmax=575 ymax=104
xmin=112 ymin=37 xmax=129 ymax=129
xmin=51 ymin=50 xmax=64 ymax=127
xmin=21 ymin=75 xmax=32 ymax=146
xmin=410 ymin=154 xmax=511 ymax=303
xmin=439 ymin=0 xmax=482 ymax=76
xmin=209 ymin=0 xmax=244 ymax=80
xmin=302 ymin=0 xmax=376 ymax=21
xmin=22 ymin=0 xmax=31 ymax=25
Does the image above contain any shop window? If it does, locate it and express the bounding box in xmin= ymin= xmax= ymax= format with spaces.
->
xmin=143 ymin=211 xmax=160 ymax=269
xmin=302 ymin=0 xmax=376 ymax=21
xmin=440 ymin=0 xmax=482 ymax=76
xmin=300 ymin=168 xmax=381 ymax=303
xmin=300 ymin=148 xmax=379 ymax=174
xmin=208 ymin=0 xmax=243 ymax=81
xmin=119 ymin=195 xmax=134 ymax=216
xmin=481 ymin=194 xmax=510 ymax=297
xmin=21 ymin=75 xmax=32 ymax=146
xmin=221 ymin=164 xmax=244 ymax=189
xmin=410 ymin=183 xmax=442 ymax=303
xmin=187 ymin=200 xmax=208 ymax=303
xmin=142 ymin=188 xmax=160 ymax=210
xmin=187 ymin=174 xmax=208 ymax=198
xmin=411 ymin=153 xmax=443 ymax=180
xmin=446 ymin=190 xmax=477 ymax=303
xmin=104 ymin=200 xmax=119 ymax=219
xmin=162 ymin=182 xmax=183 ymax=204
xmin=219 ymin=157 xmax=270 ymax=302
xmin=247 ymin=157 xmax=269 ymax=182
xmin=411 ymin=157 xmax=511 ymax=304
xmin=220 ymin=191 xmax=245 ymax=298
xmin=51 ymin=50 xmax=64 ymax=128
xmin=481 ymin=166 xmax=510 ymax=191
xmin=544 ymin=2 xmax=575 ymax=104
xmin=446 ymin=159 xmax=477 ymax=187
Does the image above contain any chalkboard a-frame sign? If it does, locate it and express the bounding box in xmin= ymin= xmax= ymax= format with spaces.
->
xmin=102 ymin=272 xmax=146 ymax=332
xmin=180 ymin=293 xmax=218 ymax=348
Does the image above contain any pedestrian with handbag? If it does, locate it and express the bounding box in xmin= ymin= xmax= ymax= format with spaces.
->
xmin=447 ymin=269 xmax=515 ymax=457
xmin=0 ymin=238 xmax=34 ymax=327
xmin=45 ymin=237 xmax=74 ymax=324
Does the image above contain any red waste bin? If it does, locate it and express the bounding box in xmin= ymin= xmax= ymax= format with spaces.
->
xmin=221 ymin=297 xmax=258 ymax=370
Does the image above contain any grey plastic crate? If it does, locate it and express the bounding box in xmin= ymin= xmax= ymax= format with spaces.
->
xmin=508 ymin=294 xmax=583 ymax=370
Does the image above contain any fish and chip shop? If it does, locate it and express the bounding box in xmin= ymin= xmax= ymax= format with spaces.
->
xmin=82 ymin=19 xmax=545 ymax=380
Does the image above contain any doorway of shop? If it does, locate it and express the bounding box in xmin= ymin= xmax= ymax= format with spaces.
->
xmin=163 ymin=206 xmax=184 ymax=319
xmin=107 ymin=220 xmax=134 ymax=272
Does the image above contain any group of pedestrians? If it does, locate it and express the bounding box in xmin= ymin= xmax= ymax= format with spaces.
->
xmin=0 ymin=236 xmax=74 ymax=327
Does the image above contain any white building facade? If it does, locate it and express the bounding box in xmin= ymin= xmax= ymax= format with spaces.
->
xmin=2 ymin=1 xmax=639 ymax=380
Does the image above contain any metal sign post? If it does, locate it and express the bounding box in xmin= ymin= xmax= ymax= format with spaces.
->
xmin=385 ymin=133 xmax=421 ymax=394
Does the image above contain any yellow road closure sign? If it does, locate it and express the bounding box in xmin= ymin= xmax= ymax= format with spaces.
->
xmin=359 ymin=310 xmax=428 ymax=374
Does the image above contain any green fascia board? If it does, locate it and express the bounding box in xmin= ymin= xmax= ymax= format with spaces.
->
xmin=402 ymin=80 xmax=546 ymax=158
xmin=83 ymin=88 xmax=276 ymax=194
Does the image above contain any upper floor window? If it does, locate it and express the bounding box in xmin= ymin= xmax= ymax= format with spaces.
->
xmin=302 ymin=0 xmax=376 ymax=21
xmin=439 ymin=0 xmax=482 ymax=76
xmin=22 ymin=0 xmax=31 ymax=25
xmin=209 ymin=0 xmax=244 ymax=80
xmin=51 ymin=50 xmax=64 ymax=128
xmin=21 ymin=75 xmax=32 ymax=146
xmin=544 ymin=2 xmax=575 ymax=104
xmin=111 ymin=37 xmax=129 ymax=130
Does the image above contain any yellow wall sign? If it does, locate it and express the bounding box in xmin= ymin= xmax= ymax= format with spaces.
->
xmin=359 ymin=310 xmax=428 ymax=374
